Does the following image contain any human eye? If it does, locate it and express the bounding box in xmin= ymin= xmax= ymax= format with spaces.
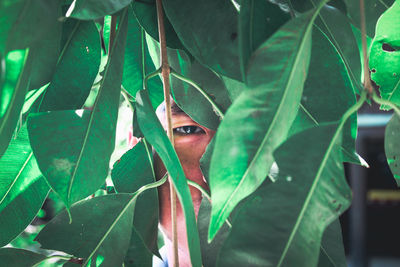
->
xmin=173 ymin=125 xmax=205 ymax=135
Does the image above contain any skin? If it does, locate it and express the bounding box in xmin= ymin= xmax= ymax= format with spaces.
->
xmin=154 ymin=101 xmax=215 ymax=267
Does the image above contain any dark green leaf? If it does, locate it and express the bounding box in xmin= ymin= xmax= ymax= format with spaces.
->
xmin=208 ymin=7 xmax=322 ymax=241
xmin=200 ymin=138 xmax=215 ymax=184
xmin=111 ymin=140 xmax=159 ymax=256
xmin=318 ymin=220 xmax=347 ymax=267
xmin=343 ymin=0 xmax=394 ymax=38
xmin=0 ymin=248 xmax=46 ymax=266
xmin=218 ymin=124 xmax=351 ymax=266
xmin=162 ymin=0 xmax=241 ymax=80
xmin=131 ymin=0 xmax=184 ymax=49
xmin=39 ymin=20 xmax=101 ymax=111
xmin=0 ymin=126 xmax=49 ymax=246
xmin=36 ymin=194 xmax=135 ymax=266
xmin=135 ymin=89 xmax=202 ymax=267
xmin=369 ymin=0 xmax=400 ymax=109
xmin=0 ymin=48 xmax=31 ymax=156
xmin=27 ymin=9 xmax=129 ymax=209
xmin=124 ymin=226 xmax=153 ymax=267
xmin=146 ymin=37 xmax=231 ymax=130
xmin=384 ymin=113 xmax=400 ymax=186
xmin=122 ymin=5 xmax=163 ymax=108
xmin=220 ymin=75 xmax=246 ymax=101
xmin=239 ymin=0 xmax=290 ymax=80
xmin=66 ymin=0 xmax=132 ymax=20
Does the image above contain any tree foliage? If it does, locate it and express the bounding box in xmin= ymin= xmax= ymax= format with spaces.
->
xmin=0 ymin=0 xmax=399 ymax=266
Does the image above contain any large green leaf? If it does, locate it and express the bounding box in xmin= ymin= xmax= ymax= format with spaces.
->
xmin=0 ymin=0 xmax=60 ymax=54
xmin=39 ymin=20 xmax=101 ymax=111
xmin=123 ymin=227 xmax=153 ymax=267
xmin=0 ymin=48 xmax=31 ymax=156
xmin=343 ymin=0 xmax=394 ymax=38
xmin=146 ymin=36 xmax=231 ymax=130
xmin=318 ymin=220 xmax=347 ymax=267
xmin=122 ymin=5 xmax=163 ymax=108
xmin=288 ymin=27 xmax=359 ymax=165
xmin=384 ymin=113 xmax=400 ymax=186
xmin=36 ymin=194 xmax=135 ymax=266
xmin=0 ymin=248 xmax=46 ymax=266
xmin=369 ymin=0 xmax=400 ymax=109
xmin=66 ymin=0 xmax=132 ymax=20
xmin=0 ymin=126 xmax=49 ymax=246
xmin=217 ymin=124 xmax=351 ymax=266
xmin=111 ymin=140 xmax=159 ymax=256
xmin=131 ymin=0 xmax=184 ymax=50
xmin=135 ymin=89 xmax=202 ymax=267
xmin=162 ymin=0 xmax=242 ymax=80
xmin=208 ymin=6 xmax=324 ymax=241
xmin=27 ymin=9 xmax=129 ymax=209
xmin=239 ymin=0 xmax=290 ymax=80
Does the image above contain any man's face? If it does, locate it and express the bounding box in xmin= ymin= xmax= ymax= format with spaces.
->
xmin=155 ymin=101 xmax=215 ymax=193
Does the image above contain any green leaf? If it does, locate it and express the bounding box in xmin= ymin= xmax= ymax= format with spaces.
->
xmin=288 ymin=27 xmax=360 ymax=165
xmin=123 ymin=227 xmax=153 ymax=267
xmin=36 ymin=194 xmax=135 ymax=266
xmin=0 ymin=248 xmax=46 ymax=266
xmin=111 ymin=140 xmax=159 ymax=256
xmin=218 ymin=124 xmax=351 ymax=266
xmin=0 ymin=125 xmax=49 ymax=246
xmin=200 ymin=138 xmax=215 ymax=184
xmin=208 ymin=7 xmax=322 ymax=241
xmin=314 ymin=5 xmax=362 ymax=94
xmin=0 ymin=0 xmax=60 ymax=54
xmin=122 ymin=5 xmax=163 ymax=108
xmin=135 ymin=89 xmax=202 ymax=267
xmin=66 ymin=0 xmax=132 ymax=20
xmin=0 ymin=48 xmax=31 ymax=156
xmin=239 ymin=0 xmax=290 ymax=81
xmin=343 ymin=0 xmax=394 ymax=38
xmin=27 ymin=9 xmax=129 ymax=209
xmin=131 ymin=0 xmax=184 ymax=49
xmin=39 ymin=20 xmax=101 ymax=111
xmin=318 ymin=220 xmax=347 ymax=267
xmin=197 ymin=197 xmax=230 ymax=267
xmin=162 ymin=0 xmax=242 ymax=80
xmin=369 ymin=0 xmax=400 ymax=109
xmin=146 ymin=36 xmax=231 ymax=130
xmin=384 ymin=113 xmax=400 ymax=186
xmin=220 ymin=75 xmax=246 ymax=101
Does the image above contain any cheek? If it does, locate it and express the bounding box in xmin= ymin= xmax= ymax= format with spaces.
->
xmin=174 ymin=133 xmax=214 ymax=166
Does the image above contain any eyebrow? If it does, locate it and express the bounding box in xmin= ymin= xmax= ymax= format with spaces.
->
xmin=171 ymin=102 xmax=185 ymax=115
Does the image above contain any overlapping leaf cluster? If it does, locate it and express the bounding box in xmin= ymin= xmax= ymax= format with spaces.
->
xmin=0 ymin=0 xmax=399 ymax=266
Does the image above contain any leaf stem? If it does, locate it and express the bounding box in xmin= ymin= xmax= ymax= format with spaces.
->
xmin=155 ymin=0 xmax=179 ymax=266
xmin=371 ymin=91 xmax=400 ymax=116
xmin=170 ymin=69 xmax=225 ymax=120
xmin=359 ymin=0 xmax=373 ymax=93
xmin=144 ymin=67 xmax=162 ymax=89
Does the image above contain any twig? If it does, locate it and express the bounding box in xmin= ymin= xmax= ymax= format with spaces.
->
xmin=155 ymin=0 xmax=179 ymax=266
xmin=360 ymin=0 xmax=373 ymax=94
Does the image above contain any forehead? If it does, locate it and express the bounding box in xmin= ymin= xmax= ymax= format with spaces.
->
xmin=156 ymin=101 xmax=186 ymax=117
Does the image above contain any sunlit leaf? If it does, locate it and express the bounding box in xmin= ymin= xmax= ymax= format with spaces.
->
xmin=135 ymin=89 xmax=202 ymax=267
xmin=239 ymin=0 xmax=290 ymax=80
xmin=162 ymin=0 xmax=242 ymax=80
xmin=0 ymin=49 xmax=31 ymax=156
xmin=131 ymin=0 xmax=184 ymax=49
xmin=0 ymin=126 xmax=49 ymax=246
xmin=208 ymin=6 xmax=324 ymax=241
xmin=343 ymin=0 xmax=394 ymax=38
xmin=27 ymin=9 xmax=129 ymax=209
xmin=318 ymin=220 xmax=347 ymax=267
xmin=384 ymin=113 xmax=400 ymax=186
xmin=111 ymin=140 xmax=159 ymax=256
xmin=36 ymin=194 xmax=135 ymax=266
xmin=369 ymin=0 xmax=400 ymax=109
xmin=218 ymin=123 xmax=351 ymax=266
xmin=66 ymin=0 xmax=132 ymax=20
xmin=0 ymin=248 xmax=46 ymax=266
xmin=123 ymin=5 xmax=163 ymax=108
xmin=39 ymin=20 xmax=101 ymax=111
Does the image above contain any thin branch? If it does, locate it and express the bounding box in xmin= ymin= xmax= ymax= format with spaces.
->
xmin=371 ymin=91 xmax=400 ymax=116
xmin=360 ymin=0 xmax=373 ymax=94
xmin=155 ymin=0 xmax=179 ymax=266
